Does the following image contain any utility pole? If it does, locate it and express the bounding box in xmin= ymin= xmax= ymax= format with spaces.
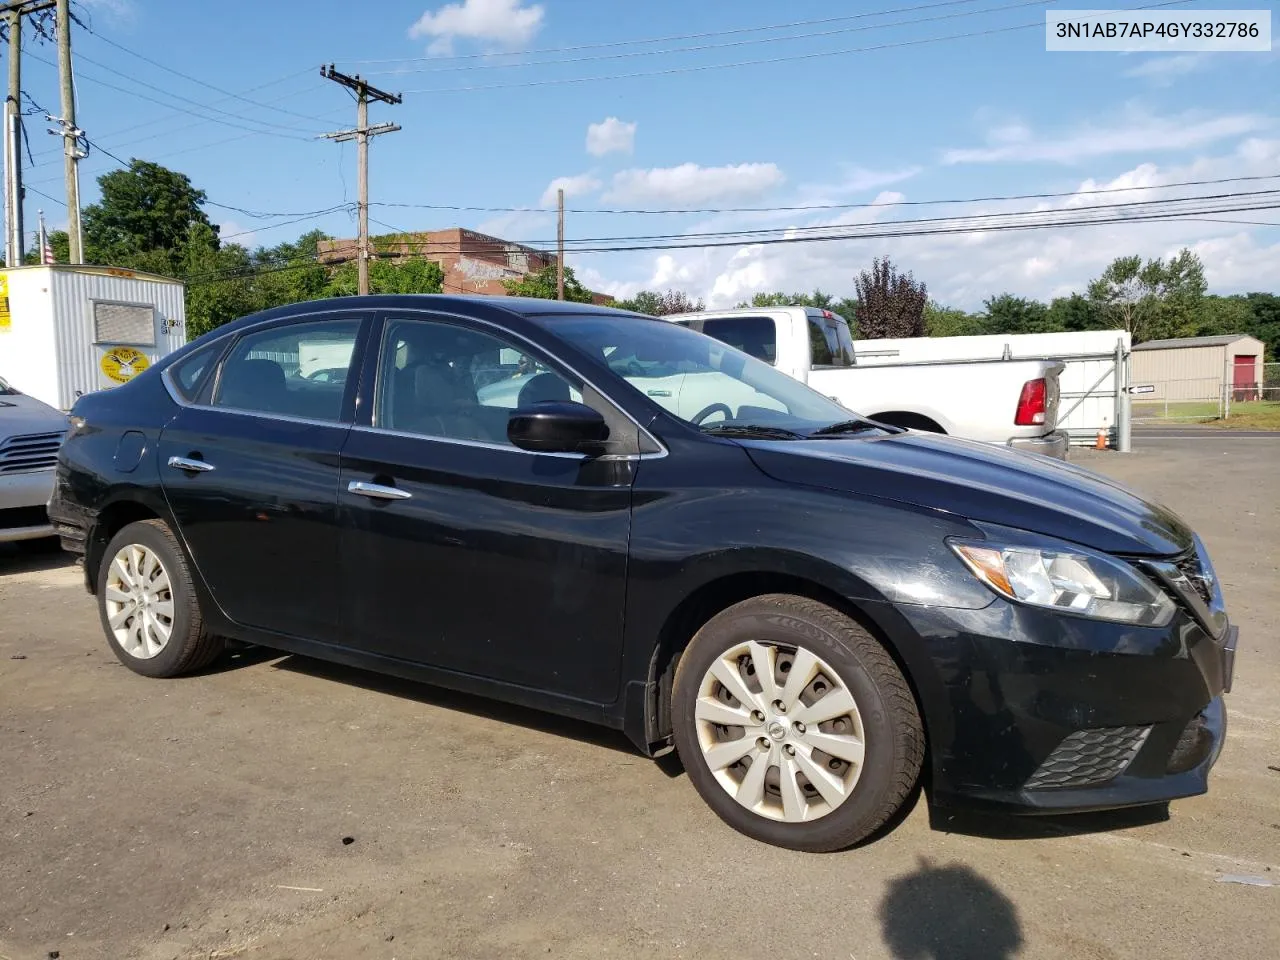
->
xmin=4 ymin=4 xmax=22 ymax=266
xmin=54 ymin=0 xmax=80 ymax=262
xmin=556 ymin=188 xmax=564 ymax=300
xmin=320 ymin=64 xmax=400 ymax=296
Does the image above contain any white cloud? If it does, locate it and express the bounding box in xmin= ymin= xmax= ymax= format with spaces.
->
xmin=604 ymin=162 xmax=785 ymax=206
xmin=943 ymin=111 xmax=1268 ymax=165
xmin=409 ymin=0 xmax=544 ymax=55
xmin=539 ymin=173 xmax=601 ymax=206
xmin=586 ymin=117 xmax=636 ymax=157
xmin=79 ymin=0 xmax=134 ymax=18
xmin=1123 ymin=53 xmax=1209 ymax=83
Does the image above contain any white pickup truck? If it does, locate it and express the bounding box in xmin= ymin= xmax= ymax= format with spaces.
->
xmin=668 ymin=307 xmax=1068 ymax=459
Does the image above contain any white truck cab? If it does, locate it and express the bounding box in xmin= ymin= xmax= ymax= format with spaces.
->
xmin=669 ymin=307 xmax=1069 ymax=459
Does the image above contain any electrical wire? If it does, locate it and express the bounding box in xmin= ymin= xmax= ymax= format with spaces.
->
xmin=368 ymin=172 xmax=1280 ymax=217
xmin=373 ymin=0 xmax=1051 ymax=76
xmin=397 ymin=0 xmax=1193 ymax=94
xmin=349 ymin=0 xmax=992 ymax=64
xmin=84 ymin=31 xmax=340 ymax=126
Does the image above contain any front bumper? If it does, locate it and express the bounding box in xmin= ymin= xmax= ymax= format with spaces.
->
xmin=0 ymin=469 xmax=56 ymax=542
xmin=1008 ymin=429 xmax=1069 ymax=460
xmin=890 ymin=597 xmax=1234 ymax=815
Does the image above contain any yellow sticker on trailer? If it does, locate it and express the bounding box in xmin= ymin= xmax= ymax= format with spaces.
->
xmin=100 ymin=346 xmax=151 ymax=384
xmin=0 ymin=273 xmax=10 ymax=331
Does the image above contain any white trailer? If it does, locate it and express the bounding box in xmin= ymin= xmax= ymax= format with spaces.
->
xmin=0 ymin=264 xmax=186 ymax=411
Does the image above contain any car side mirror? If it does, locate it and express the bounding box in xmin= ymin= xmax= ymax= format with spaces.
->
xmin=507 ymin=401 xmax=610 ymax=455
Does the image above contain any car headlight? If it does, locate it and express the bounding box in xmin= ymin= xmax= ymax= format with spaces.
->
xmin=949 ymin=540 xmax=1176 ymax=627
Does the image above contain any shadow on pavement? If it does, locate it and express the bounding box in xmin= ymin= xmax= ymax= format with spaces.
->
xmin=0 ymin=539 xmax=76 ymax=576
xmin=270 ymin=653 xmax=643 ymax=760
xmin=880 ymin=858 xmax=1023 ymax=960
xmin=929 ymin=801 xmax=1170 ymax=840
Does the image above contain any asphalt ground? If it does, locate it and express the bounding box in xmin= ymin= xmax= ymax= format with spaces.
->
xmin=2 ymin=441 xmax=1277 ymax=960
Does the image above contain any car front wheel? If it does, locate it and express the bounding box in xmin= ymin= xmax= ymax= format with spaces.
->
xmin=672 ymin=594 xmax=924 ymax=852
xmin=97 ymin=519 xmax=223 ymax=678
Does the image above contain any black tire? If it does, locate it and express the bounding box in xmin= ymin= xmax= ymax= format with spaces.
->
xmin=96 ymin=519 xmax=223 ymax=678
xmin=672 ymin=594 xmax=924 ymax=852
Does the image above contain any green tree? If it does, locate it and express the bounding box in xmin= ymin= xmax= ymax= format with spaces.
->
xmin=1086 ymin=249 xmax=1206 ymax=343
xmin=982 ymin=293 xmax=1050 ymax=334
xmin=925 ymin=301 xmax=984 ymax=337
xmin=182 ymin=223 xmax=256 ymax=339
xmin=82 ymin=160 xmax=216 ymax=272
xmin=1242 ymin=293 xmax=1280 ymax=360
xmin=323 ymin=257 xmax=444 ymax=297
xmin=502 ymin=262 xmax=594 ymax=303
xmin=1045 ymin=293 xmax=1107 ymax=332
xmin=613 ymin=289 xmax=705 ymax=315
xmin=853 ymin=256 xmax=927 ymax=339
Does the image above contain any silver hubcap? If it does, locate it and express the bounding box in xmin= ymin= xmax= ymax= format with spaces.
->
xmin=104 ymin=544 xmax=175 ymax=660
xmin=695 ymin=641 xmax=866 ymax=823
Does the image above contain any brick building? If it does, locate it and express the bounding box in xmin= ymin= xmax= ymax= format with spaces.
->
xmin=316 ymin=227 xmax=610 ymax=302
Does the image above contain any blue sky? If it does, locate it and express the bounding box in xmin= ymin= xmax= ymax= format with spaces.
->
xmin=15 ymin=0 xmax=1280 ymax=308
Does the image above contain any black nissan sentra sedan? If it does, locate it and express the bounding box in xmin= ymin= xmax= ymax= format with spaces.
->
xmin=48 ymin=295 xmax=1237 ymax=852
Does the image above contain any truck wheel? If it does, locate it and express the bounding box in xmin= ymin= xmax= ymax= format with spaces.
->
xmin=97 ymin=519 xmax=223 ymax=678
xmin=672 ymin=594 xmax=923 ymax=852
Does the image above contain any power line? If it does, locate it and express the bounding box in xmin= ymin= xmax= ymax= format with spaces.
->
xmin=349 ymin=0 xmax=991 ymax=64
xmin=84 ymin=31 xmax=340 ymax=126
xmin=397 ymin=0 xmax=1193 ymax=94
xmin=372 ymin=0 xmax=1048 ymax=75
xmin=25 ymin=50 xmax=320 ymax=141
xmin=183 ymin=196 xmax=1280 ymax=286
xmin=366 ymin=172 xmax=1280 ymax=217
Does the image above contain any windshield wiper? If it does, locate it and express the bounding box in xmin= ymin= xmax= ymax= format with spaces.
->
xmin=809 ymin=418 xmax=893 ymax=437
xmin=700 ymin=423 xmax=803 ymax=440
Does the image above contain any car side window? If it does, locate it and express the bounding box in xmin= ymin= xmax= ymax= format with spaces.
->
xmin=168 ymin=340 xmax=224 ymax=401
xmin=378 ymin=318 xmax=582 ymax=446
xmin=212 ymin=319 xmax=361 ymax=422
xmin=702 ymin=316 xmax=777 ymax=365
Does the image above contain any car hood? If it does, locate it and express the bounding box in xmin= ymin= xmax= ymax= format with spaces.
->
xmin=741 ymin=431 xmax=1193 ymax=557
xmin=0 ymin=393 xmax=69 ymax=437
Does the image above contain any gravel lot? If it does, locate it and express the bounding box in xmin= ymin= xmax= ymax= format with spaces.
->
xmin=2 ymin=437 xmax=1277 ymax=960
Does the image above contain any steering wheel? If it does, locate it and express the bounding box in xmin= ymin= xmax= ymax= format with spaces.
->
xmin=691 ymin=402 xmax=733 ymax=425
xmin=622 ymin=360 xmax=647 ymax=377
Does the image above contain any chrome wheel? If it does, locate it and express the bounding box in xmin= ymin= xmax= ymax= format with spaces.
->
xmin=694 ymin=641 xmax=866 ymax=823
xmin=104 ymin=543 xmax=175 ymax=660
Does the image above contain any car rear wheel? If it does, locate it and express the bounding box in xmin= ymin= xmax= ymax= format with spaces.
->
xmin=672 ymin=594 xmax=923 ymax=852
xmin=97 ymin=519 xmax=222 ymax=678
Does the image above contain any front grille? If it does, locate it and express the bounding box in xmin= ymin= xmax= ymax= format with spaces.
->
xmin=1025 ymin=726 xmax=1151 ymax=789
xmin=1174 ymin=551 xmax=1213 ymax=604
xmin=0 ymin=431 xmax=63 ymax=474
xmin=1167 ymin=713 xmax=1212 ymax=774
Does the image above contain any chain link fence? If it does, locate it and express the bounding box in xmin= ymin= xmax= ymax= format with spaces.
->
xmin=1132 ymin=362 xmax=1279 ymax=422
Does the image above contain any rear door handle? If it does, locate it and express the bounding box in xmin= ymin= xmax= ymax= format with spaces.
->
xmin=167 ymin=456 xmax=216 ymax=473
xmin=348 ymin=480 xmax=412 ymax=501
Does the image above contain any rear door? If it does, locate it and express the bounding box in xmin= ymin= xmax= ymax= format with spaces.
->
xmin=158 ymin=311 xmax=370 ymax=643
xmin=336 ymin=312 xmax=638 ymax=702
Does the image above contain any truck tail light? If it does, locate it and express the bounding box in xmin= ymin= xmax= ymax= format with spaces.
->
xmin=1014 ymin=378 xmax=1046 ymax=426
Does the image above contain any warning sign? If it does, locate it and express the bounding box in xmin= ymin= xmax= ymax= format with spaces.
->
xmin=100 ymin=346 xmax=151 ymax=384
xmin=0 ymin=273 xmax=10 ymax=332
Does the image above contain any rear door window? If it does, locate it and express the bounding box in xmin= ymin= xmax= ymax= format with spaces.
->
xmin=808 ymin=315 xmax=853 ymax=368
xmin=701 ymin=316 xmax=777 ymax=365
xmin=213 ymin=320 xmax=361 ymax=423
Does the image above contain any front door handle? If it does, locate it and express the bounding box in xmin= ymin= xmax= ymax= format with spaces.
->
xmin=168 ymin=456 xmax=216 ymax=473
xmin=348 ymin=480 xmax=412 ymax=501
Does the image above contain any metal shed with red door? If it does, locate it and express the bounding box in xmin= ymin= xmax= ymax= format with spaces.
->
xmin=1131 ymin=333 xmax=1266 ymax=403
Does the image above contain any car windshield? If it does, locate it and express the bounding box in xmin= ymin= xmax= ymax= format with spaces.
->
xmin=0 ymin=375 xmax=17 ymax=395
xmin=539 ymin=313 xmax=877 ymax=437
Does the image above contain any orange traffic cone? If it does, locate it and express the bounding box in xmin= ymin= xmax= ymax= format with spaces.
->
xmin=1095 ymin=419 xmax=1108 ymax=449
